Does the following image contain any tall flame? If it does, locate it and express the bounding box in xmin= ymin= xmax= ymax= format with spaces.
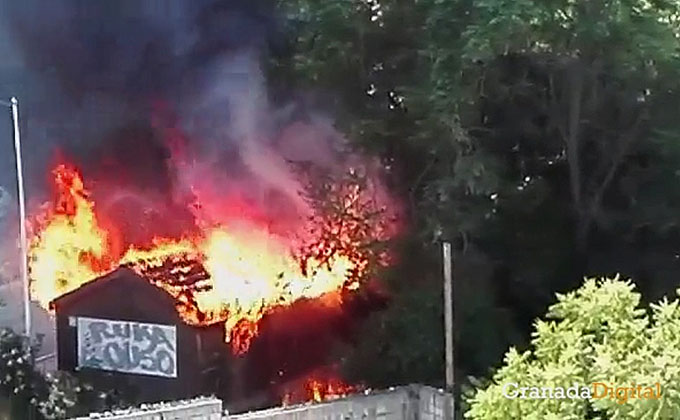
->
xmin=29 ymin=164 xmax=117 ymax=307
xmin=29 ymin=162 xmax=389 ymax=354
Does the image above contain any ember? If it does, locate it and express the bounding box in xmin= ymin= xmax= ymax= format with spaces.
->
xmin=281 ymin=372 xmax=360 ymax=405
xmin=305 ymin=377 xmax=358 ymax=403
xmin=29 ymin=158 xmax=396 ymax=355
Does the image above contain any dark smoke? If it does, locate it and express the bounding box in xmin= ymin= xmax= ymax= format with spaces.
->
xmin=0 ymin=4 xmax=398 ymax=406
xmin=3 ymin=0 xmax=279 ymax=100
xmin=0 ymin=0 xmax=285 ymax=187
xmin=0 ymin=0 xmax=383 ymax=357
xmin=0 ymin=0 xmax=333 ymax=238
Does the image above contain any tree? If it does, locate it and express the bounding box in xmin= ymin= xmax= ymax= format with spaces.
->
xmin=272 ymin=0 xmax=680 ymax=391
xmin=328 ymin=235 xmax=445 ymax=389
xmin=272 ymin=0 xmax=498 ymax=244
xmin=426 ymin=0 xmax=680 ymax=346
xmin=297 ymin=166 xmax=395 ymax=286
xmin=0 ymin=328 xmax=120 ymax=419
xmin=272 ymin=0 xmax=514 ymax=386
xmin=451 ymin=0 xmax=680 ymax=252
xmin=465 ymin=277 xmax=680 ymax=419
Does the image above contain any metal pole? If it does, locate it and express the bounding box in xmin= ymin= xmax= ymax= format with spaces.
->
xmin=10 ymin=97 xmax=31 ymax=340
xmin=442 ymin=241 xmax=454 ymax=392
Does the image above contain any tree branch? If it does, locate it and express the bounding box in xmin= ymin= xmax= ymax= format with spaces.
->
xmin=566 ymin=62 xmax=585 ymax=212
xmin=590 ymin=112 xmax=646 ymax=214
xmin=409 ymin=156 xmax=436 ymax=215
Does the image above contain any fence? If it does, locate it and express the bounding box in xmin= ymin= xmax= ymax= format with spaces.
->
xmin=69 ymin=385 xmax=455 ymax=420
xmin=229 ymin=385 xmax=454 ymax=420
xmin=68 ymin=397 xmax=222 ymax=420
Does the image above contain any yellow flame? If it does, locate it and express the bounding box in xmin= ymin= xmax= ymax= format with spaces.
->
xmin=29 ymin=183 xmax=112 ymax=308
xmin=192 ymin=228 xmax=350 ymax=350
xmin=29 ymin=164 xmax=360 ymax=354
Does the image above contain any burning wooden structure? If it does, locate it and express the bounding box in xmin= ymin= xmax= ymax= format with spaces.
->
xmin=31 ymin=160 xmax=396 ymax=410
xmin=50 ymin=267 xmax=228 ymax=403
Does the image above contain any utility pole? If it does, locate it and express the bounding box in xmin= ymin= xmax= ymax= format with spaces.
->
xmin=442 ymin=241 xmax=454 ymax=392
xmin=2 ymin=97 xmax=31 ymax=340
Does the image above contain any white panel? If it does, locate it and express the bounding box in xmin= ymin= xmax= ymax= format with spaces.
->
xmin=76 ymin=317 xmax=177 ymax=378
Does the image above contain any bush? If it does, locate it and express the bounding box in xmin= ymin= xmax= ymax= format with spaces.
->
xmin=465 ymin=276 xmax=680 ymax=419
xmin=0 ymin=329 xmax=117 ymax=419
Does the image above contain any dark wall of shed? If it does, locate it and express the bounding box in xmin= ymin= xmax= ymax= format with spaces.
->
xmin=53 ymin=269 xmax=226 ymax=403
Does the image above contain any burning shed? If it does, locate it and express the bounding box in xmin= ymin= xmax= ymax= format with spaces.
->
xmin=28 ymin=152 xmax=397 ymax=409
xmin=50 ymin=266 xmax=227 ymax=403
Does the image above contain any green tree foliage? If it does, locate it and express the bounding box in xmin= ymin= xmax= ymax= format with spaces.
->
xmin=297 ymin=167 xmax=394 ymax=285
xmin=454 ymin=0 xmax=680 ymax=252
xmin=465 ymin=277 xmax=680 ymax=420
xmin=334 ymin=239 xmax=446 ymax=389
xmin=272 ymin=0 xmax=510 ymax=386
xmin=442 ymin=0 xmax=680 ymax=355
xmin=272 ymin=0 xmax=680 ymax=392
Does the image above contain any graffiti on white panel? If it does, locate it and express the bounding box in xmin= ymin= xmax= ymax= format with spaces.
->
xmin=77 ymin=317 xmax=177 ymax=378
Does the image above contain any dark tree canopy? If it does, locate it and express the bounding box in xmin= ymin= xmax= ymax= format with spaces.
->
xmin=270 ymin=0 xmax=680 ymax=403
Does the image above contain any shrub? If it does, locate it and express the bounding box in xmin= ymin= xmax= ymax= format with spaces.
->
xmin=465 ymin=276 xmax=680 ymax=419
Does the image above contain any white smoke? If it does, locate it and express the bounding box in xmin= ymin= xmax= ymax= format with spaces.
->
xmin=175 ymin=48 xmax=345 ymax=225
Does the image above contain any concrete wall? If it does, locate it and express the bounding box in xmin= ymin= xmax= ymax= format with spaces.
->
xmin=70 ymin=385 xmax=455 ymax=420
xmin=229 ymin=385 xmax=454 ymax=420
xmin=68 ymin=398 xmax=222 ymax=420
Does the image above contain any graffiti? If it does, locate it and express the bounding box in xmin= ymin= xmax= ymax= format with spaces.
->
xmin=77 ymin=317 xmax=177 ymax=378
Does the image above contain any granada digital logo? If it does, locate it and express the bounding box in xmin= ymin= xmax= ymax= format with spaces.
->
xmin=502 ymin=382 xmax=662 ymax=404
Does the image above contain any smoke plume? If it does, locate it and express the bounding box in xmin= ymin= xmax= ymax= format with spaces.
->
xmin=0 ymin=0 xmax=372 ymax=245
xmin=0 ymin=0 xmax=388 ymax=344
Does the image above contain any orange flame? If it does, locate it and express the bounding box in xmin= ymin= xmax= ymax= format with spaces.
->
xmin=29 ymin=163 xmax=387 ymax=354
xmin=282 ymin=374 xmax=359 ymax=405
xmin=305 ymin=378 xmax=357 ymax=402
xmin=29 ymin=164 xmax=117 ymax=307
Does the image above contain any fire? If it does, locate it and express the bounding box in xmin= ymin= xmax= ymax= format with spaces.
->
xmin=29 ymin=162 xmax=392 ymax=354
xmin=29 ymin=164 xmax=118 ymax=308
xmin=282 ymin=373 xmax=360 ymax=405
xmin=305 ymin=377 xmax=357 ymax=402
xmin=120 ymin=227 xmax=355 ymax=353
